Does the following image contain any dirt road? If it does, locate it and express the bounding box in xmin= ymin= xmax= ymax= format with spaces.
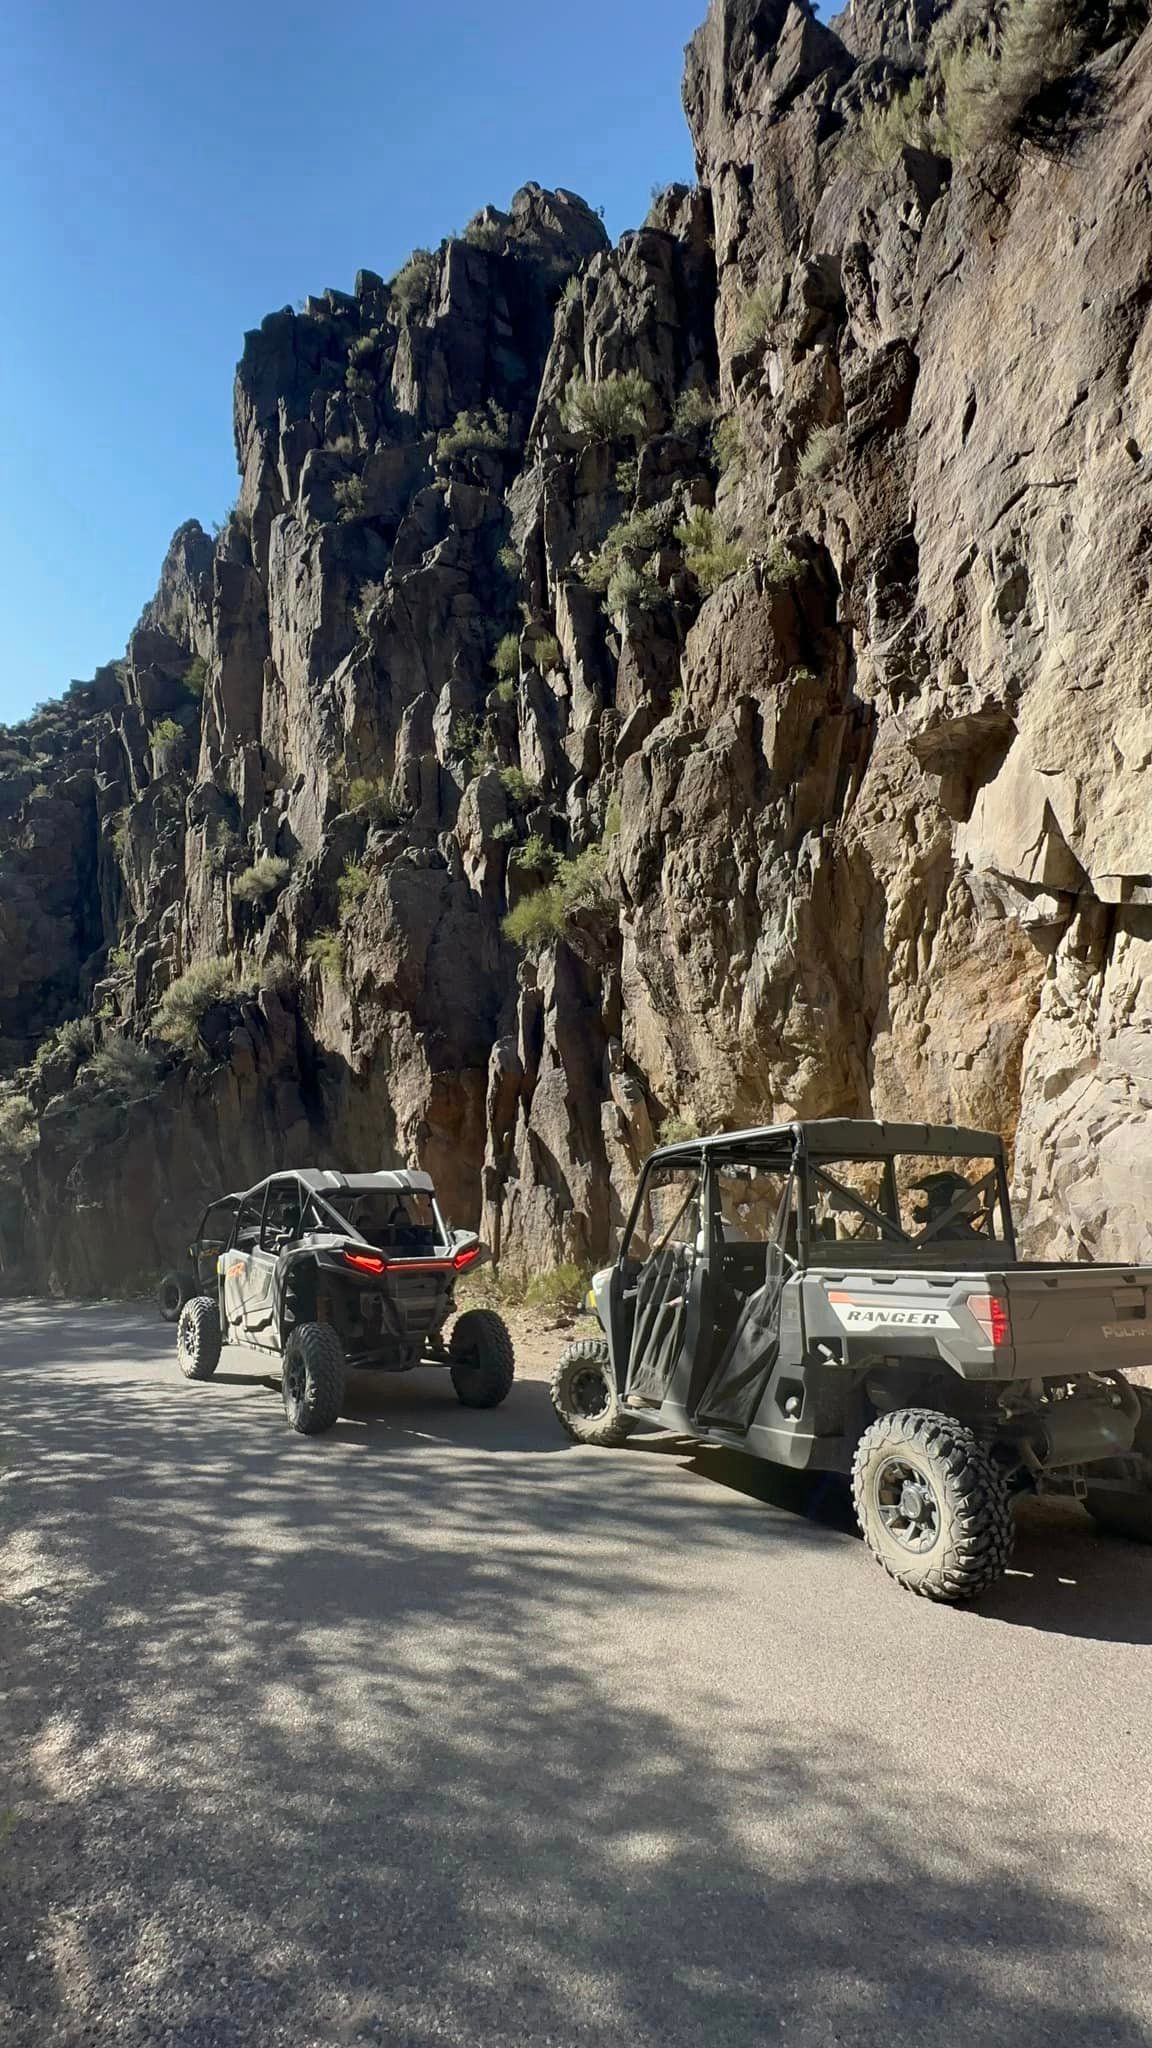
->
xmin=2 ymin=1302 xmax=1150 ymax=2046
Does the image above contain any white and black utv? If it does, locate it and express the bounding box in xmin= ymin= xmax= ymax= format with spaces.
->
xmin=550 ymin=1120 xmax=1152 ymax=1603
xmin=175 ymin=1168 xmax=514 ymax=1435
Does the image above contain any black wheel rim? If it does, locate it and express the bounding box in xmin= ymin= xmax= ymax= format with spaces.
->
xmin=569 ymin=1366 xmax=610 ymax=1419
xmin=285 ymin=1358 xmax=306 ymax=1412
xmin=874 ymin=1456 xmax=941 ymax=1554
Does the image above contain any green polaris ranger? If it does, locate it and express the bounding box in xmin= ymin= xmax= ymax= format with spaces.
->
xmin=549 ymin=1119 xmax=1152 ymax=1603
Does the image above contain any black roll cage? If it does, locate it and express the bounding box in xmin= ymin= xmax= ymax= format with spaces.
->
xmin=619 ymin=1132 xmax=1016 ymax=1271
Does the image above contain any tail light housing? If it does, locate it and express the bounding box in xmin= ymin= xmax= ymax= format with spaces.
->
xmin=343 ymin=1248 xmax=387 ymax=1275
xmin=966 ymin=1293 xmax=1010 ymax=1346
xmin=342 ymin=1242 xmax=482 ymax=1275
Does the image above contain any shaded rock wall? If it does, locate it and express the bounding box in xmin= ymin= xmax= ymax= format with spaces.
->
xmin=3 ymin=6 xmax=1152 ymax=1291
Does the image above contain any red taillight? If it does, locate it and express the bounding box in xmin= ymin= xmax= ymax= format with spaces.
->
xmin=452 ymin=1243 xmax=482 ymax=1271
xmin=966 ymin=1293 xmax=1010 ymax=1345
xmin=343 ymin=1249 xmax=387 ymax=1275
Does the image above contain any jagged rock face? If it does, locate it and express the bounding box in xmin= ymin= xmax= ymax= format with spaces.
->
xmin=3 ymin=13 xmax=1152 ymax=1292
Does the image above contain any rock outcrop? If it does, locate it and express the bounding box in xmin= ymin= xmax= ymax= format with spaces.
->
xmin=4 ymin=2 xmax=1152 ymax=1292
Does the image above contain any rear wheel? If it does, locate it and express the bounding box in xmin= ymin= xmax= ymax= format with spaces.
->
xmin=176 ymin=1295 xmax=221 ymax=1381
xmin=550 ymin=1337 xmax=637 ymax=1448
xmin=852 ymin=1407 xmax=1014 ymax=1602
xmin=448 ymin=1309 xmax=515 ymax=1408
xmin=158 ymin=1270 xmax=191 ymax=1323
xmin=282 ymin=1322 xmax=346 ymax=1436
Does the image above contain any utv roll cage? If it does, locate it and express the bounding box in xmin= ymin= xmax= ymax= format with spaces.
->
xmin=631 ymin=1119 xmax=1017 ymax=1267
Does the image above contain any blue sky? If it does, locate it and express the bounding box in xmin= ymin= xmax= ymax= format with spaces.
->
xmin=0 ymin=0 xmax=707 ymax=723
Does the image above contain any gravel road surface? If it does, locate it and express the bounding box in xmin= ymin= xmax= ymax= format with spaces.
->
xmin=2 ymin=1302 xmax=1151 ymax=2047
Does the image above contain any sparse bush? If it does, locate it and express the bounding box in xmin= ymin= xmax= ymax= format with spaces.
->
xmin=532 ymin=634 xmax=562 ymax=673
xmin=490 ymin=819 xmax=518 ymax=844
xmin=354 ymin=580 xmax=386 ymax=634
xmin=34 ymin=1018 xmax=94 ymax=1071
xmin=855 ymin=76 xmax=933 ymax=168
xmin=337 ymin=860 xmax=371 ymax=918
xmin=658 ymin=1113 xmax=700 ymax=1145
xmin=615 ymin=456 xmax=638 ymax=495
xmin=345 ymin=366 xmax=373 ymax=396
xmin=713 ymin=415 xmax=746 ymax=478
xmin=492 ymin=679 xmax=516 ymax=705
xmin=233 ymin=855 xmax=290 ymax=906
xmin=558 ymin=275 xmax=582 ymax=312
xmin=151 ymin=717 xmax=184 ymax=752
xmin=761 ymin=537 xmax=803 ymax=587
xmin=674 ymin=507 xmax=748 ymax=595
xmin=496 ymin=542 xmax=520 ymax=577
xmin=499 ymin=766 xmax=538 ymax=804
xmin=514 ymin=833 xmax=556 ymax=874
xmin=154 ymin=958 xmax=240 ymax=1053
xmin=604 ymin=793 xmax=622 ymax=838
xmin=107 ymin=945 xmax=133 ymax=975
xmin=581 ymin=502 xmax=677 ymax=595
xmin=333 ymin=475 xmax=367 ymax=521
xmin=559 ymin=370 xmax=655 ymax=444
xmin=464 ymin=214 xmax=504 ymax=250
xmin=306 ymin=930 xmax=345 ymax=980
xmin=111 ymin=812 xmax=132 ymax=861
xmin=183 ymin=655 xmax=209 ymax=699
xmin=348 ymin=330 xmax=382 ymax=364
xmin=798 ymin=425 xmax=843 ymax=482
xmin=524 ymin=1263 xmax=589 ymax=1310
xmin=606 ymin=558 xmax=664 ymax=614
xmin=259 ymin=956 xmax=296 ymax=996
xmin=734 ymin=285 xmax=780 ymax=352
xmin=88 ymin=1033 xmax=157 ymax=1099
xmin=346 ymin=774 xmax=401 ymax=823
xmin=437 ymin=402 xmax=512 ymax=462
xmin=391 ymin=248 xmax=436 ymax=313
xmin=674 ymin=388 xmax=715 ymax=431
xmin=0 ymin=1091 xmax=37 ymax=1168
xmin=502 ymin=838 xmax=614 ymax=951
xmin=492 ymin=632 xmax=521 ymax=681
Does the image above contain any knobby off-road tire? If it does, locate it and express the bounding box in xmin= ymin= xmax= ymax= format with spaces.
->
xmin=852 ymin=1407 xmax=1015 ymax=1603
xmin=550 ymin=1336 xmax=637 ymax=1448
xmin=176 ymin=1295 xmax=222 ymax=1381
xmin=282 ymin=1322 xmax=346 ymax=1436
xmin=158 ymin=1271 xmax=191 ymax=1323
xmin=449 ymin=1309 xmax=515 ymax=1409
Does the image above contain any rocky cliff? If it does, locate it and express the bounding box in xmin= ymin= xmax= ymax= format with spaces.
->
xmin=3 ymin=0 xmax=1152 ymax=1294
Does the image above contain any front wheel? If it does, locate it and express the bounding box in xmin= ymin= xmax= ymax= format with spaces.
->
xmin=158 ymin=1270 xmax=191 ymax=1323
xmin=282 ymin=1322 xmax=346 ymax=1436
xmin=448 ymin=1309 xmax=515 ymax=1408
xmin=176 ymin=1295 xmax=222 ymax=1381
xmin=550 ymin=1337 xmax=637 ymax=1448
xmin=852 ymin=1407 xmax=1014 ymax=1602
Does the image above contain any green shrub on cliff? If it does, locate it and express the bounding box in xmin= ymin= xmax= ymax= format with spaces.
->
xmin=306 ymin=930 xmax=345 ymax=982
xmin=391 ymin=248 xmax=436 ymax=312
xmin=502 ymin=839 xmax=614 ymax=952
xmin=436 ymin=402 xmax=512 ymax=461
xmin=492 ymin=632 xmax=521 ymax=681
xmin=337 ymin=860 xmax=371 ymax=918
xmin=0 ymin=1091 xmax=37 ymax=1170
xmin=183 ymin=655 xmax=209 ymax=699
xmin=154 ymin=958 xmax=240 ymax=1053
xmin=674 ymin=507 xmax=748 ymax=594
xmin=559 ymin=370 xmax=655 ymax=445
xmin=233 ymin=855 xmax=289 ymax=906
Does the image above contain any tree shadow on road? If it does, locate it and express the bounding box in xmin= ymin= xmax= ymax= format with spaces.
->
xmin=1 ymin=1328 xmax=1150 ymax=2048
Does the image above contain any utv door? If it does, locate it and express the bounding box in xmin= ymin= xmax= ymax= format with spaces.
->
xmin=619 ymin=1156 xmax=705 ymax=1409
xmin=222 ymin=1186 xmax=278 ymax=1347
xmin=693 ymin=1162 xmax=796 ymax=1433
